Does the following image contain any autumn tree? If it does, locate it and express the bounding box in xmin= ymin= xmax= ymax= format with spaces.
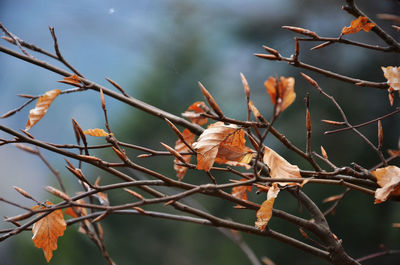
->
xmin=1 ymin=0 xmax=400 ymax=264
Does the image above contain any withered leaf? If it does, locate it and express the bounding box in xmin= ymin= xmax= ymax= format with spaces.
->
xmin=58 ymin=74 xmax=82 ymax=86
xmin=382 ymin=66 xmax=400 ymax=91
xmin=174 ymin=128 xmax=195 ymax=180
xmin=182 ymin=101 xmax=209 ymax=125
xmin=26 ymin=89 xmax=61 ymax=131
xmin=192 ymin=122 xmax=254 ymax=171
xmin=264 ymin=76 xmax=295 ymax=114
xmin=232 ymin=178 xmax=252 ymax=208
xmin=371 ymin=166 xmax=400 ymax=203
xmin=83 ymin=128 xmax=109 ymax=137
xmin=32 ymin=201 xmax=66 ymax=262
xmin=342 ymin=16 xmax=376 ymax=35
xmin=255 ymin=184 xmax=280 ymax=231
xmin=263 ymin=146 xmax=302 ymax=186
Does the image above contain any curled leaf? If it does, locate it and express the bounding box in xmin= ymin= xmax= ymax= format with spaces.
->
xmin=371 ymin=166 xmax=400 ymax=203
xmin=26 ymin=89 xmax=61 ymax=130
xmin=342 ymin=16 xmax=376 ymax=35
xmin=83 ymin=128 xmax=109 ymax=137
xmin=382 ymin=66 xmax=400 ymax=91
xmin=263 ymin=146 xmax=301 ymax=186
xmin=32 ymin=201 xmax=66 ymax=262
xmin=192 ymin=122 xmax=254 ymax=171
xmin=58 ymin=74 xmax=82 ymax=86
xmin=232 ymin=179 xmax=252 ymax=208
xmin=264 ymin=76 xmax=295 ymax=114
xmin=255 ymin=184 xmax=280 ymax=231
xmin=182 ymin=101 xmax=209 ymax=125
xmin=174 ymin=129 xmax=195 ymax=180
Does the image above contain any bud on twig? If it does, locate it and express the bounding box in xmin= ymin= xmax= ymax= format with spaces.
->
xmin=310 ymin=41 xmax=332 ymax=51
xmin=161 ymin=142 xmax=187 ymax=165
xmin=378 ymin=120 xmax=383 ymax=150
xmin=254 ymin=53 xmax=279 ymax=60
xmin=100 ymin=88 xmax=106 ymax=110
xmin=45 ymin=186 xmax=70 ymax=201
xmin=240 ymin=73 xmax=250 ymax=101
xmin=321 ymin=120 xmax=346 ymax=126
xmin=320 ymin=146 xmax=328 ymax=159
xmin=198 ymin=82 xmax=224 ymax=118
xmin=262 ymin=45 xmax=280 ymax=57
xmin=124 ymin=188 xmax=144 ymax=200
xmin=282 ymin=26 xmax=319 ymax=38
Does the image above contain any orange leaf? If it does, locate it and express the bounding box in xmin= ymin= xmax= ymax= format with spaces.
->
xmin=264 ymin=76 xmax=295 ymax=114
xmin=32 ymin=201 xmax=66 ymax=262
xmin=83 ymin=128 xmax=109 ymax=137
xmin=174 ymin=129 xmax=195 ymax=180
xmin=58 ymin=74 xmax=82 ymax=86
xmin=64 ymin=199 xmax=86 ymax=218
xmin=341 ymin=16 xmax=376 ymax=35
xmin=381 ymin=66 xmax=400 ymax=91
xmin=371 ymin=166 xmax=400 ymax=203
xmin=192 ymin=122 xmax=254 ymax=171
xmin=263 ymin=146 xmax=301 ymax=186
xmin=255 ymin=184 xmax=280 ymax=231
xmin=182 ymin=101 xmax=209 ymax=125
xmin=26 ymin=89 xmax=61 ymax=130
xmin=232 ymin=178 xmax=252 ymax=207
xmin=64 ymin=207 xmax=78 ymax=218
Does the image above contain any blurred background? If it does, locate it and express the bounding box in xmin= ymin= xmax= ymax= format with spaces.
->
xmin=0 ymin=0 xmax=399 ymax=264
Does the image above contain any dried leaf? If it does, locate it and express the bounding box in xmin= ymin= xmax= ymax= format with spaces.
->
xmin=174 ymin=129 xmax=195 ymax=180
xmin=192 ymin=122 xmax=254 ymax=171
xmin=32 ymin=201 xmax=66 ymax=262
xmin=264 ymin=76 xmax=295 ymax=114
xmin=371 ymin=166 xmax=400 ymax=203
xmin=263 ymin=146 xmax=302 ymax=186
xmin=255 ymin=184 xmax=280 ymax=231
xmin=342 ymin=16 xmax=376 ymax=35
xmin=64 ymin=199 xmax=86 ymax=219
xmin=83 ymin=128 xmax=109 ymax=137
xmin=182 ymin=101 xmax=209 ymax=125
xmin=232 ymin=179 xmax=252 ymax=207
xmin=58 ymin=74 xmax=82 ymax=86
xmin=26 ymin=89 xmax=61 ymax=130
xmin=381 ymin=66 xmax=400 ymax=91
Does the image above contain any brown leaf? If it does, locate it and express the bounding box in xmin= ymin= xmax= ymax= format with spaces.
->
xmin=64 ymin=199 xmax=86 ymax=219
xmin=32 ymin=201 xmax=66 ymax=262
xmin=382 ymin=66 xmax=400 ymax=91
xmin=231 ymin=178 xmax=252 ymax=207
xmin=264 ymin=76 xmax=295 ymax=114
xmin=58 ymin=74 xmax=82 ymax=86
xmin=263 ymin=146 xmax=302 ymax=186
xmin=255 ymin=184 xmax=280 ymax=231
xmin=174 ymin=129 xmax=195 ymax=180
xmin=182 ymin=101 xmax=209 ymax=125
xmin=26 ymin=89 xmax=61 ymax=130
xmin=342 ymin=16 xmax=376 ymax=35
xmin=83 ymin=128 xmax=109 ymax=137
xmin=371 ymin=166 xmax=400 ymax=203
xmin=192 ymin=122 xmax=254 ymax=171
